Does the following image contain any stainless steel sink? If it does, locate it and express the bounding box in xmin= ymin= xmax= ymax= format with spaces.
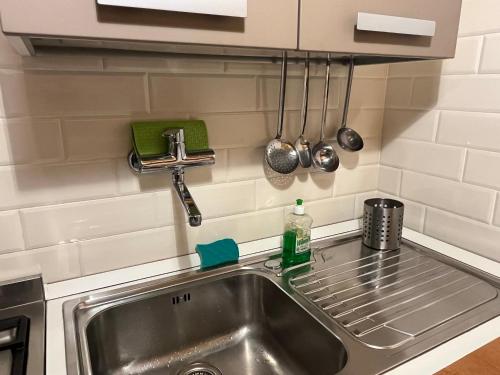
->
xmin=64 ymin=233 xmax=500 ymax=375
xmin=82 ymin=273 xmax=347 ymax=375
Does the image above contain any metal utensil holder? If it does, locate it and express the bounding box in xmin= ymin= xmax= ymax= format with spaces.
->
xmin=362 ymin=198 xmax=404 ymax=251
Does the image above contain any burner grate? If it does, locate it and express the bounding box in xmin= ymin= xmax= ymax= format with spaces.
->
xmin=0 ymin=316 xmax=30 ymax=375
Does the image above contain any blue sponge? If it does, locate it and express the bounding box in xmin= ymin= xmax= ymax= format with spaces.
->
xmin=195 ymin=238 xmax=239 ymax=269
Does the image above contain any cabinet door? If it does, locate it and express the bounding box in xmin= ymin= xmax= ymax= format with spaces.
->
xmin=0 ymin=0 xmax=298 ymax=50
xmin=300 ymin=0 xmax=462 ymax=58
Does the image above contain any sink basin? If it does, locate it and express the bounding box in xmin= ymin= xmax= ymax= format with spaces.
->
xmin=77 ymin=273 xmax=347 ymax=375
xmin=64 ymin=234 xmax=500 ymax=375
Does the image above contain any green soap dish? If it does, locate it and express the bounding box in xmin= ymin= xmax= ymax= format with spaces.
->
xmin=132 ymin=120 xmax=209 ymax=158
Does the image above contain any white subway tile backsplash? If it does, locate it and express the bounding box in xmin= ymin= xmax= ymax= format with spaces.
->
xmin=256 ymin=173 xmax=334 ymax=209
xmin=0 ymin=243 xmax=81 ymax=283
xmin=0 ymin=161 xmax=117 ymax=210
xmin=185 ymin=149 xmax=228 ymax=186
xmin=493 ymin=194 xmax=500 ymax=226
xmin=401 ymin=171 xmax=495 ymax=223
xmin=62 ymin=118 xmax=131 ymax=160
xmin=346 ymin=109 xmax=384 ymax=139
xmin=305 ymin=110 xmax=339 ymax=141
xmin=0 ymin=118 xmax=63 ymax=165
xmin=186 ymin=208 xmax=284 ymax=250
xmin=226 ymin=60 xmax=305 ymax=76
xmin=378 ymin=166 xmax=401 ymax=195
xmin=224 ymin=62 xmax=282 ymax=76
xmin=305 ymin=196 xmax=355 ymax=227
xmin=79 ymin=227 xmax=179 ymax=275
xmin=257 ymin=76 xmax=340 ymax=111
xmin=438 ymin=111 xmax=500 ymax=151
xmin=480 ymin=34 xmax=500 ymax=73
xmin=0 ymin=210 xmax=24 ymax=254
xmin=388 ymin=37 xmax=481 ymax=77
xmin=442 ymin=37 xmax=482 ymax=74
xmin=20 ymin=193 xmax=171 ymax=249
xmin=410 ymin=76 xmax=440 ymax=109
xmin=354 ymin=191 xmax=380 ymax=218
xmin=0 ymin=71 xmax=148 ymax=116
xmin=103 ymin=56 xmax=168 ymax=72
xmin=399 ymin=200 xmax=425 ymax=232
xmin=424 ymin=208 xmax=500 ymax=262
xmin=385 ymin=78 xmax=413 ymax=108
xmin=116 ymin=160 xmax=159 ymax=194
xmin=227 ymin=147 xmax=266 ymax=182
xmin=388 ymin=61 xmax=442 ymax=77
xmin=337 ymin=138 xmax=380 ymax=169
xmin=412 ymin=76 xmax=500 ymax=111
xmin=464 ymin=150 xmax=500 ymax=189
xmin=192 ymin=181 xmax=255 ymax=219
xmin=459 ymin=0 xmax=500 ymax=36
xmin=383 ymin=109 xmax=437 ymax=142
xmin=22 ymin=55 xmax=103 ymax=71
xmin=150 ymin=74 xmax=257 ymax=113
xmin=334 ymin=166 xmax=379 ymax=196
xmin=377 ymin=192 xmax=426 ymax=232
xmin=197 ymin=112 xmax=272 ymax=149
xmin=166 ymin=59 xmax=225 ymax=74
xmin=349 ymin=78 xmax=387 ymax=109
xmin=353 ymin=64 xmax=388 ymax=78
xmin=381 ymin=139 xmax=464 ymax=180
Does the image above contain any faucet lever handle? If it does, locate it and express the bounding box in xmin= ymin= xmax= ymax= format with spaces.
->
xmin=162 ymin=128 xmax=185 ymax=142
xmin=162 ymin=128 xmax=185 ymax=157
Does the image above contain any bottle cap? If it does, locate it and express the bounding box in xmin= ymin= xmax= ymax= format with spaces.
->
xmin=294 ymin=199 xmax=305 ymax=215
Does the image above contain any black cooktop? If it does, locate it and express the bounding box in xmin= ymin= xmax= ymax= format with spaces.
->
xmin=0 ymin=316 xmax=30 ymax=375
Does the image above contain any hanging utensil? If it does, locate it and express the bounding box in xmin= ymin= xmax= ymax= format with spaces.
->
xmin=312 ymin=55 xmax=340 ymax=173
xmin=337 ymin=58 xmax=364 ymax=152
xmin=265 ymin=51 xmax=299 ymax=175
xmin=294 ymin=53 xmax=312 ymax=168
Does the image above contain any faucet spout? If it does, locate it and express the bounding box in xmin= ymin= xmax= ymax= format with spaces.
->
xmin=172 ymin=169 xmax=202 ymax=227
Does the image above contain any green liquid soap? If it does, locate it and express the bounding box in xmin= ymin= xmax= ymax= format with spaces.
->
xmin=282 ymin=199 xmax=313 ymax=268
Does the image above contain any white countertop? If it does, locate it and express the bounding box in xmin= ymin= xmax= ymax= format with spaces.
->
xmin=45 ymin=220 xmax=500 ymax=375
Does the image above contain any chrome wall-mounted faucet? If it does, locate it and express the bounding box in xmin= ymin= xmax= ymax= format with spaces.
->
xmin=128 ymin=128 xmax=215 ymax=227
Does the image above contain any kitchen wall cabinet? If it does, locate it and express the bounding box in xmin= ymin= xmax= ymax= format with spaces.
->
xmin=0 ymin=0 xmax=298 ymax=52
xmin=1 ymin=0 xmax=461 ymax=59
xmin=299 ymin=0 xmax=462 ymax=58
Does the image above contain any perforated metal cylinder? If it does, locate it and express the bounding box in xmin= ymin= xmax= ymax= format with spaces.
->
xmin=362 ymin=198 xmax=404 ymax=251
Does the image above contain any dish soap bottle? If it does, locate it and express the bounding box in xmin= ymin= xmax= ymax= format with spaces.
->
xmin=282 ymin=199 xmax=313 ymax=268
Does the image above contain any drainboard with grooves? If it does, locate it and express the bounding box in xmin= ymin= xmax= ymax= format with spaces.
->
xmin=290 ymin=241 xmax=498 ymax=349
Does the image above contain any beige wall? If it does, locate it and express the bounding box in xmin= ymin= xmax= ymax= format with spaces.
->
xmin=0 ymin=34 xmax=386 ymax=283
xmin=380 ymin=0 xmax=500 ymax=262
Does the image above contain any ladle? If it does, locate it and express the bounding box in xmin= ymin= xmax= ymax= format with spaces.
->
xmin=265 ymin=51 xmax=299 ymax=174
xmin=337 ymin=58 xmax=364 ymax=152
xmin=312 ymin=55 xmax=340 ymax=173
xmin=294 ymin=54 xmax=312 ymax=168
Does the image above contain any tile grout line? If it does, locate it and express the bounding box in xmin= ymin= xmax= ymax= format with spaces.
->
xmin=14 ymin=209 xmax=28 ymax=252
xmin=144 ymin=73 xmax=152 ymax=114
xmin=475 ymin=35 xmax=486 ymax=74
xmin=432 ymin=111 xmax=441 ymax=143
xmin=420 ymin=206 xmax=427 ymax=233
xmin=57 ymin=118 xmax=70 ymax=162
xmin=487 ymin=192 xmax=497 ymax=225
xmin=459 ymin=148 xmax=468 ymax=183
xmin=397 ymin=168 xmax=404 ymax=196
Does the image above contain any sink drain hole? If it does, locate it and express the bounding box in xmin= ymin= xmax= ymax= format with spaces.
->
xmin=179 ymin=362 xmax=222 ymax=375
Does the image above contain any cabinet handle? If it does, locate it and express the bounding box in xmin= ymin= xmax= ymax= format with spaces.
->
xmin=356 ymin=12 xmax=436 ymax=37
xmin=96 ymin=0 xmax=247 ymax=18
